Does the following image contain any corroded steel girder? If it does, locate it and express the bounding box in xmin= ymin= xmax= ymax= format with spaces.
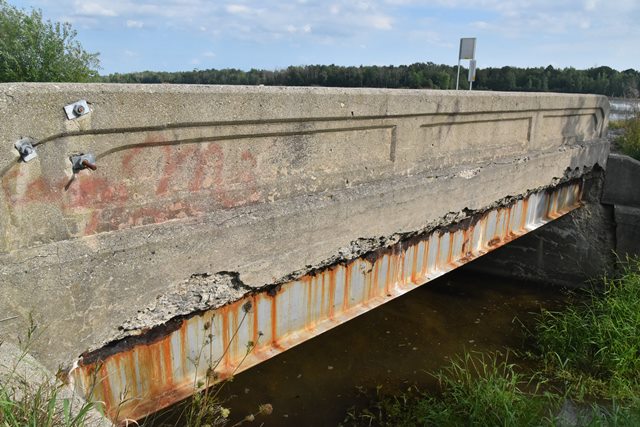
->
xmin=71 ymin=181 xmax=582 ymax=422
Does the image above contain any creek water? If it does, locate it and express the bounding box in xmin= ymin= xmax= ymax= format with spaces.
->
xmin=148 ymin=266 xmax=571 ymax=426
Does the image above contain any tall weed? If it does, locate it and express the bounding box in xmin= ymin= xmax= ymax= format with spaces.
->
xmin=535 ymin=259 xmax=640 ymax=399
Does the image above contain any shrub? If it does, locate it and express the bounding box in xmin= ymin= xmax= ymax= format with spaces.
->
xmin=0 ymin=0 xmax=100 ymax=82
xmin=617 ymin=114 xmax=640 ymax=161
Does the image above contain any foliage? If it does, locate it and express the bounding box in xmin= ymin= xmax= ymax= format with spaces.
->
xmin=0 ymin=319 xmax=96 ymax=427
xmin=0 ymin=0 xmax=99 ymax=82
xmin=104 ymin=63 xmax=640 ymax=97
xmin=616 ymin=114 xmax=640 ymax=161
xmin=343 ymin=352 xmax=558 ymax=427
xmin=421 ymin=352 xmax=557 ymax=427
xmin=535 ymin=259 xmax=640 ymax=400
xmin=0 ymin=379 xmax=96 ymax=427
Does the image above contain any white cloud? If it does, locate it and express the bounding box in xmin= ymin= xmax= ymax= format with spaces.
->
xmin=24 ymin=0 xmax=640 ymax=72
xmin=126 ymin=20 xmax=144 ymax=28
xmin=285 ymin=24 xmax=312 ymax=34
xmin=226 ymin=4 xmax=252 ymax=14
xmin=74 ymin=1 xmax=117 ymax=17
xmin=203 ymin=51 xmax=216 ymax=58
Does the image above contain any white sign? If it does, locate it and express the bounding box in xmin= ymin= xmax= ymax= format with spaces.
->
xmin=459 ymin=38 xmax=476 ymax=60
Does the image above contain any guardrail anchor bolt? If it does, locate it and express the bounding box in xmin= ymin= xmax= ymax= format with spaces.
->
xmin=14 ymin=138 xmax=37 ymax=162
xmin=73 ymin=104 xmax=86 ymax=116
xmin=71 ymin=153 xmax=97 ymax=173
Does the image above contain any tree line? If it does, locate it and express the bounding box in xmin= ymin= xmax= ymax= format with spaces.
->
xmin=104 ymin=63 xmax=640 ymax=98
xmin=2 ymin=1 xmax=639 ymax=97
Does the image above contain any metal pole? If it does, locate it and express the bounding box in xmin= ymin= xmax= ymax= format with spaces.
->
xmin=469 ymin=81 xmax=473 ymax=91
xmin=456 ymin=59 xmax=461 ymax=90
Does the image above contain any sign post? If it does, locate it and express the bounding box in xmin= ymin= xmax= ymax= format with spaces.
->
xmin=456 ymin=37 xmax=476 ymax=90
xmin=468 ymin=59 xmax=477 ymax=91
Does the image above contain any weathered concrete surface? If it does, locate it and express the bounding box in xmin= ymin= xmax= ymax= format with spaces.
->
xmin=602 ymin=153 xmax=640 ymax=258
xmin=0 ymin=84 xmax=608 ymax=379
xmin=467 ymin=170 xmax=617 ymax=287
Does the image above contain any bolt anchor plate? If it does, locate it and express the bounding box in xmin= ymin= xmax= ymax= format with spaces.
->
xmin=64 ymin=100 xmax=90 ymax=120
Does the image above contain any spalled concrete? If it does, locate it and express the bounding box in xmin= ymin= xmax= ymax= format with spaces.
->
xmin=0 ymin=84 xmax=608 ymax=379
xmin=467 ymin=170 xmax=617 ymax=287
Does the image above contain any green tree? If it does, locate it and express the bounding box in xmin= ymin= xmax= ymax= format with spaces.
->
xmin=0 ymin=0 xmax=100 ymax=82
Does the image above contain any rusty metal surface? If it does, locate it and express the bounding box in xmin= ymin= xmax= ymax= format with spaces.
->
xmin=70 ymin=181 xmax=582 ymax=423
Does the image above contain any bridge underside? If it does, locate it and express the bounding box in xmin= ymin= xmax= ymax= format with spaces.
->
xmin=0 ymin=84 xmax=609 ymax=422
xmin=75 ymin=180 xmax=583 ymax=420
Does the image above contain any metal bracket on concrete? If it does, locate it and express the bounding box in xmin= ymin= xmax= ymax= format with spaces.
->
xmin=70 ymin=153 xmax=97 ymax=172
xmin=14 ymin=137 xmax=37 ymax=162
xmin=64 ymin=100 xmax=90 ymax=120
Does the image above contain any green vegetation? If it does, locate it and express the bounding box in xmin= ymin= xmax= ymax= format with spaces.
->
xmin=0 ymin=377 xmax=96 ymax=427
xmin=105 ymin=63 xmax=640 ymax=97
xmin=536 ymin=260 xmax=640 ymax=401
xmin=0 ymin=0 xmax=100 ymax=82
xmin=421 ymin=352 xmax=556 ymax=427
xmin=343 ymin=352 xmax=556 ymax=427
xmin=0 ymin=319 xmax=97 ymax=427
xmin=616 ymin=114 xmax=640 ymax=161
xmin=344 ymin=259 xmax=640 ymax=426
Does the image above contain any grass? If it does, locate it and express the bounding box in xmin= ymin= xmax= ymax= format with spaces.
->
xmin=0 ymin=378 xmax=96 ymax=427
xmin=421 ymin=351 xmax=557 ymax=427
xmin=0 ymin=320 xmax=97 ymax=427
xmin=344 ymin=258 xmax=640 ymax=426
xmin=615 ymin=113 xmax=640 ymax=160
xmin=535 ymin=259 xmax=640 ymax=401
xmin=343 ymin=352 xmax=558 ymax=427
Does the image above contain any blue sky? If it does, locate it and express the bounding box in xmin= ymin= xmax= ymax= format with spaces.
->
xmin=10 ymin=0 xmax=640 ymax=74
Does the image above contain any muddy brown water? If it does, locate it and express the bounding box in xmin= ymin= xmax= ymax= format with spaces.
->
xmin=146 ymin=267 xmax=572 ymax=426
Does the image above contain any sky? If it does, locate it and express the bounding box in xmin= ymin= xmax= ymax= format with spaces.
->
xmin=9 ymin=0 xmax=640 ymax=74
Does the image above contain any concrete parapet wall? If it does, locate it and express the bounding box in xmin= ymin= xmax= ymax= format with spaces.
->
xmin=0 ymin=84 xmax=609 ymax=379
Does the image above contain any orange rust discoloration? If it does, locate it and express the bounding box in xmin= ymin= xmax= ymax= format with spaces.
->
xmin=230 ymin=304 xmax=240 ymax=369
xmin=411 ymin=244 xmax=418 ymax=283
xmin=435 ymin=235 xmax=442 ymax=271
xmin=521 ymin=199 xmax=529 ymax=230
xmin=343 ymin=264 xmax=351 ymax=311
xmin=488 ymin=236 xmax=501 ymax=247
xmin=161 ymin=339 xmax=174 ymax=387
xmin=328 ymin=268 xmax=336 ymax=319
xmin=251 ymin=295 xmax=259 ymax=347
xmin=98 ymin=363 xmax=115 ymax=419
xmin=71 ymin=181 xmax=584 ymax=424
xmin=270 ymin=297 xmax=278 ymax=347
xmin=221 ymin=306 xmax=231 ymax=369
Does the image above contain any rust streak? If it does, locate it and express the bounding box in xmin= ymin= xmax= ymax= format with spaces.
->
xmin=343 ymin=264 xmax=352 ymax=311
xmin=70 ymin=181 xmax=584 ymax=424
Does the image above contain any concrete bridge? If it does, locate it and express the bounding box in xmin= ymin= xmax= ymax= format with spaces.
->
xmin=0 ymin=84 xmax=609 ymax=422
